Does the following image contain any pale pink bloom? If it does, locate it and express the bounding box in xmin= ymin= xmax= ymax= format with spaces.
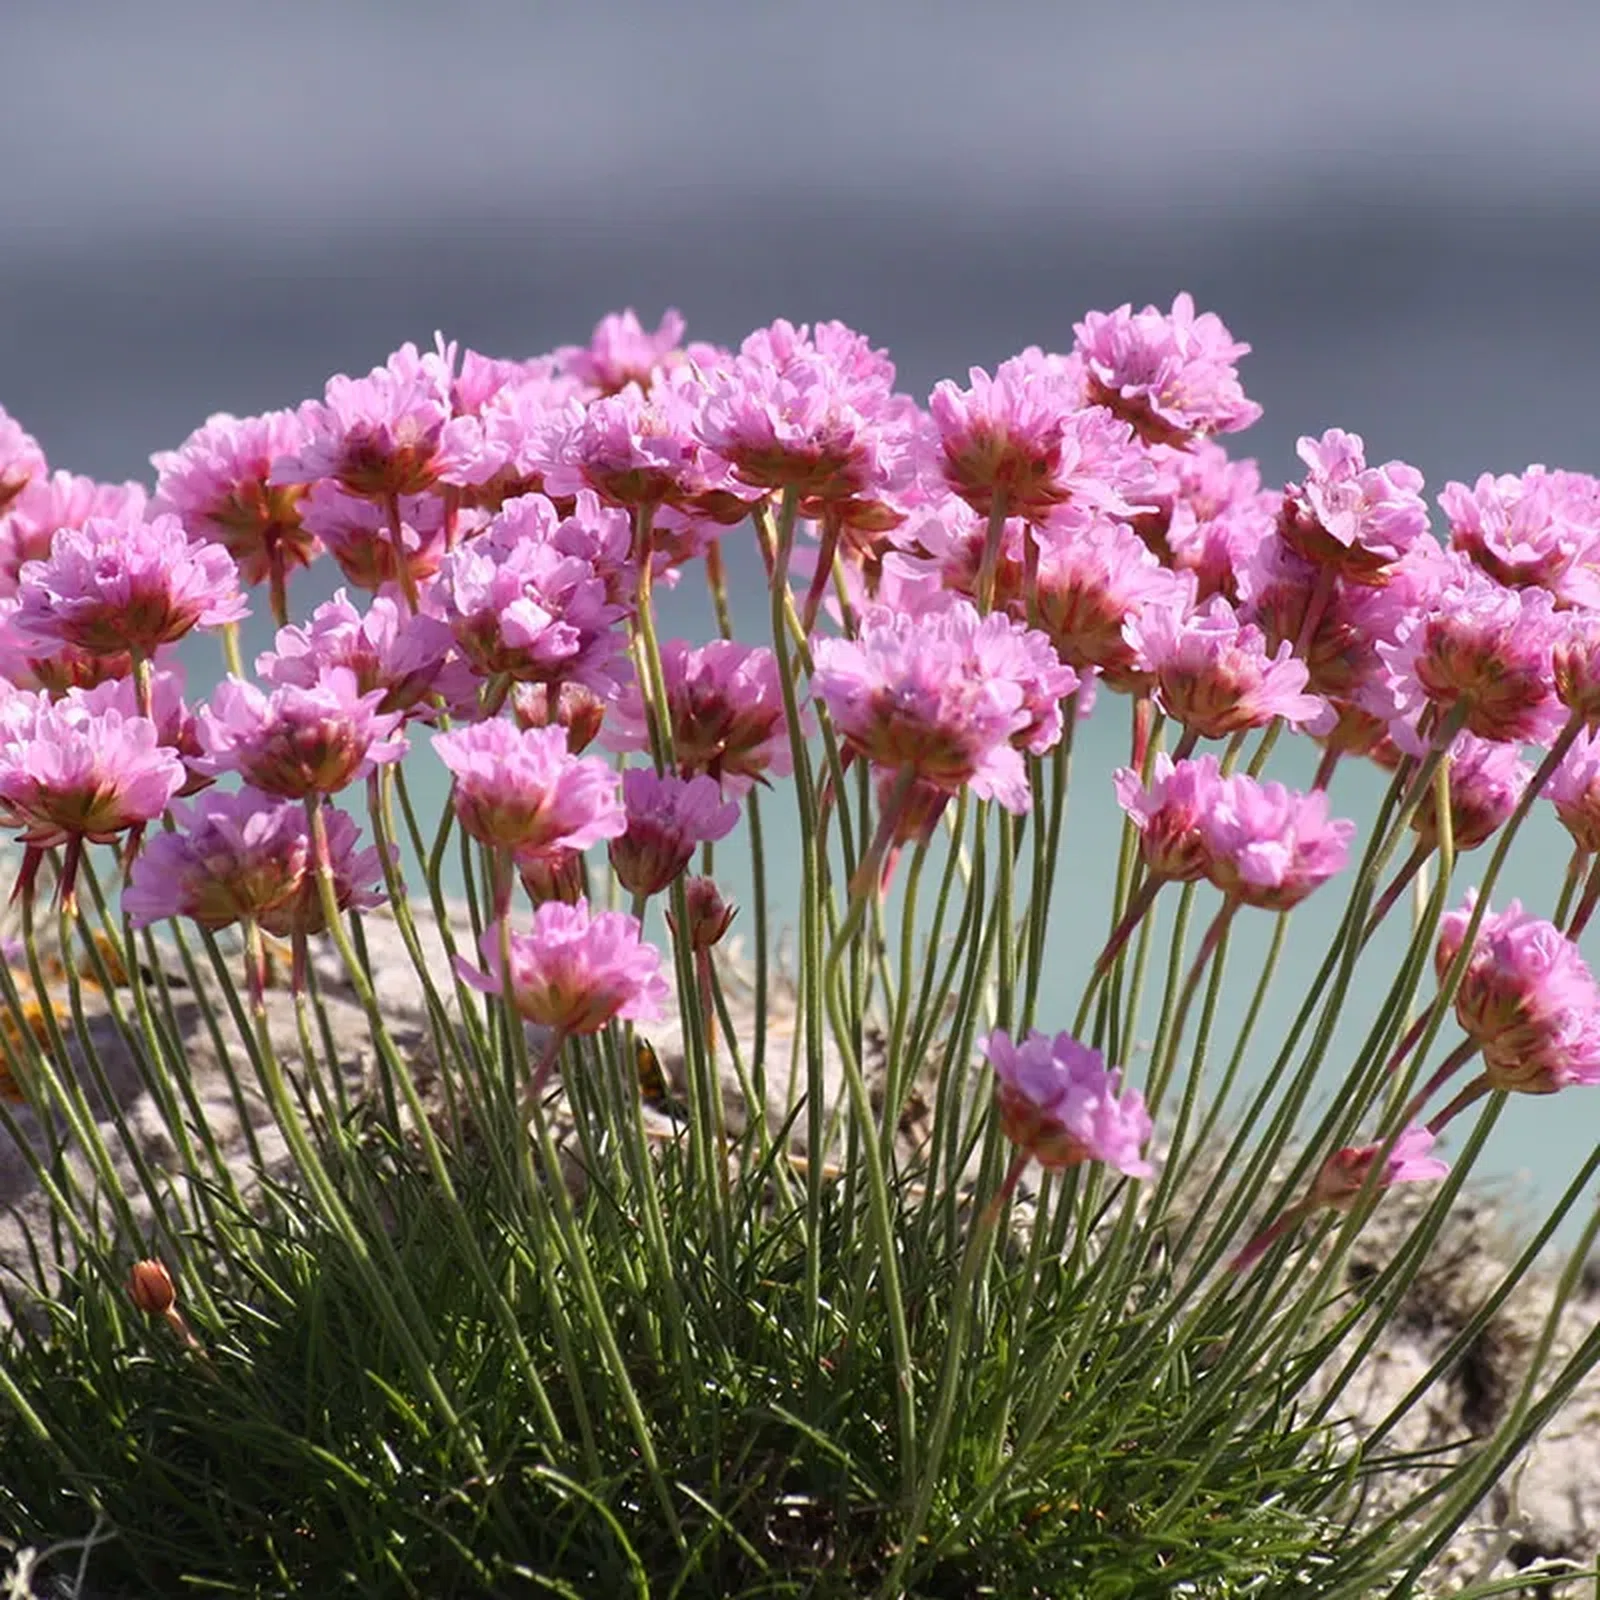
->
xmin=13 ymin=512 xmax=246 ymax=659
xmin=1132 ymin=441 xmax=1275 ymax=603
xmin=271 ymin=342 xmax=463 ymax=499
xmin=257 ymin=590 xmax=469 ymax=719
xmin=609 ymin=769 xmax=739 ymax=897
xmin=151 ymin=410 xmax=319 ymax=589
xmin=0 ymin=406 xmax=46 ymax=514
xmin=555 ymin=308 xmax=689 ymax=396
xmin=1278 ymin=429 xmax=1431 ymax=584
xmin=1126 ymin=594 xmax=1327 ymax=739
xmin=257 ymin=805 xmax=389 ymax=939
xmin=1409 ymin=732 xmax=1530 ymax=853
xmin=926 ymin=349 xmax=1151 ymax=522
xmin=1307 ymin=1126 xmax=1450 ymax=1213
xmin=82 ymin=666 xmax=210 ymax=797
xmin=434 ymin=494 xmax=630 ymax=693
xmin=697 ymin=319 xmax=918 ymax=507
xmin=1435 ymin=893 xmax=1600 ymax=1092
xmin=665 ymin=874 xmax=737 ymax=951
xmin=455 ymin=897 xmax=669 ymax=1034
xmin=1114 ymin=753 xmax=1227 ymax=883
xmin=812 ymin=601 xmax=1076 ymax=813
xmin=198 ymin=668 xmax=407 ymax=798
xmin=0 ymin=597 xmax=136 ymax=695
xmin=979 ymin=1029 xmax=1154 ymax=1178
xmin=435 ymin=369 xmax=580 ymax=510
xmin=1200 ymin=775 xmax=1355 ymax=911
xmin=1552 ymin=610 xmax=1600 ymax=726
xmin=1073 ymin=292 xmax=1262 ymax=445
xmin=1441 ymin=467 xmax=1600 ymax=607
xmin=1545 ymin=728 xmax=1600 ymax=852
xmin=0 ymin=472 xmax=148 ymax=596
xmin=0 ymin=688 xmax=184 ymax=847
xmin=1377 ymin=552 xmax=1563 ymax=748
xmin=433 ymin=719 xmax=624 ymax=857
xmin=298 ymin=482 xmax=451 ymax=596
xmin=606 ymin=639 xmax=795 ymax=798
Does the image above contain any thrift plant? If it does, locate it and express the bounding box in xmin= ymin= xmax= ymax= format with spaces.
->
xmin=1 ymin=300 xmax=1599 ymax=1597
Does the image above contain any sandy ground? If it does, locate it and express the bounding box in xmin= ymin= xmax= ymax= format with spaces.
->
xmin=3 ymin=904 xmax=1598 ymax=1597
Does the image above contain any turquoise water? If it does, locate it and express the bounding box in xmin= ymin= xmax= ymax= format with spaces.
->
xmin=186 ymin=550 xmax=1600 ymax=1250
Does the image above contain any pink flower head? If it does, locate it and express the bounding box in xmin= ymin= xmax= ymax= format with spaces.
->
xmin=1200 ymin=775 xmax=1355 ymax=910
xmin=436 ymin=368 xmax=579 ymax=511
xmin=0 ymin=596 xmax=136 ymax=695
xmin=1545 ymin=727 xmax=1600 ymax=852
xmin=1441 ymin=467 xmax=1600 ymax=607
xmin=151 ymin=410 xmax=319 ymax=590
xmin=697 ymin=319 xmax=917 ymax=507
xmin=926 ymin=350 xmax=1151 ymax=522
xmin=979 ymin=1029 xmax=1153 ymax=1178
xmin=1126 ymin=593 xmax=1327 ymax=740
xmin=0 ymin=688 xmax=184 ymax=847
xmin=13 ymin=512 xmax=246 ymax=659
xmin=1278 ymin=429 xmax=1430 ymax=584
xmin=1551 ymin=610 xmax=1600 ymax=727
xmin=1132 ymin=441 xmax=1274 ymax=603
xmin=510 ymin=679 xmax=611 ymax=754
xmin=0 ymin=472 xmax=147 ymax=597
xmin=1029 ymin=512 xmax=1196 ymax=691
xmin=258 ymin=804 xmax=388 ymax=939
xmin=1114 ymin=753 xmax=1227 ymax=883
xmin=666 ymin=874 xmax=738 ymax=951
xmin=556 ymin=308 xmax=689 ymax=396
xmin=811 ymin=601 xmax=1076 ymax=814
xmin=517 ymin=845 xmax=587 ymax=906
xmin=1307 ymin=1125 xmax=1450 ymax=1213
xmin=608 ymin=769 xmax=739 ymax=897
xmin=122 ymin=785 xmax=312 ymax=931
xmin=272 ymin=342 xmax=461 ymax=499
xmin=455 ymin=897 xmax=669 ymax=1034
xmin=1072 ymin=292 xmax=1262 ymax=446
xmin=609 ymin=638 xmax=795 ymax=798
xmin=1377 ymin=552 xmax=1563 ymax=748
xmin=1437 ymin=893 xmax=1600 ymax=1092
xmin=1409 ymin=732 xmax=1531 ymax=853
xmin=198 ymin=668 xmax=407 ymax=798
xmin=434 ymin=494 xmax=630 ymax=693
xmin=298 ymin=482 xmax=449 ymax=596
xmin=257 ymin=590 xmax=467 ymax=719
xmin=0 ymin=407 xmax=46 ymax=514
xmin=433 ymin=719 xmax=624 ymax=857
xmin=82 ymin=665 xmax=210 ymax=798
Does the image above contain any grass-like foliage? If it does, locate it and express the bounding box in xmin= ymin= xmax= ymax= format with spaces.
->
xmin=3 ymin=310 xmax=1600 ymax=1597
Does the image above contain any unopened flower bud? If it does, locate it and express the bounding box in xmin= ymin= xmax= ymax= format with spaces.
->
xmin=518 ymin=846 xmax=585 ymax=905
xmin=127 ymin=1258 xmax=177 ymax=1317
xmin=666 ymin=875 xmax=737 ymax=951
xmin=511 ymin=680 xmax=608 ymax=754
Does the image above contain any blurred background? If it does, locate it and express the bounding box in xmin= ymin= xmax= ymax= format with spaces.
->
xmin=6 ymin=0 xmax=1600 ymax=1230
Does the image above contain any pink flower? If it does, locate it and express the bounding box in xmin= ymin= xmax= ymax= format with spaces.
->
xmin=1552 ymin=610 xmax=1600 ymax=727
xmin=123 ymin=786 xmax=313 ymax=931
xmin=298 ymin=483 xmax=450 ymax=596
xmin=434 ymin=494 xmax=630 ymax=693
xmin=0 ymin=407 xmax=46 ymax=515
xmin=258 ymin=805 xmax=389 ymax=939
xmin=926 ymin=350 xmax=1151 ymax=522
xmin=0 ymin=473 xmax=148 ymax=597
xmin=1114 ymin=753 xmax=1227 ymax=883
xmin=1278 ymin=429 xmax=1431 ymax=584
xmin=1377 ymin=553 xmax=1563 ymax=747
xmin=607 ymin=639 xmax=795 ymax=798
xmin=1132 ymin=441 xmax=1274 ymax=603
xmin=1306 ymin=1125 xmax=1450 ymax=1213
xmin=433 ymin=719 xmax=624 ymax=857
xmin=198 ymin=668 xmax=407 ymax=798
xmin=455 ymin=897 xmax=669 ymax=1034
xmin=517 ymin=845 xmax=587 ymax=906
xmin=1436 ymin=894 xmax=1600 ymax=1092
xmin=1200 ymin=775 xmax=1355 ymax=910
xmin=812 ymin=601 xmax=1076 ymax=814
xmin=271 ymin=342 xmax=461 ymax=499
xmin=435 ymin=368 xmax=579 ymax=511
xmin=1441 ymin=467 xmax=1600 ymax=606
xmin=13 ymin=512 xmax=246 ymax=659
xmin=1073 ymin=292 xmax=1262 ymax=445
xmin=1409 ymin=732 xmax=1530 ymax=853
xmin=151 ymin=410 xmax=320 ymax=591
xmin=666 ymin=874 xmax=737 ymax=951
xmin=697 ymin=319 xmax=917 ymax=507
xmin=0 ymin=597 xmax=136 ymax=695
xmin=510 ymin=680 xmax=611 ymax=754
xmin=555 ymin=308 xmax=689 ymax=396
xmin=1126 ymin=594 xmax=1327 ymax=740
xmin=257 ymin=590 xmax=469 ymax=719
xmin=0 ymin=688 xmax=184 ymax=847
xmin=979 ymin=1029 xmax=1154 ymax=1178
xmin=1545 ymin=728 xmax=1600 ymax=852
xmin=608 ymin=769 xmax=739 ymax=897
